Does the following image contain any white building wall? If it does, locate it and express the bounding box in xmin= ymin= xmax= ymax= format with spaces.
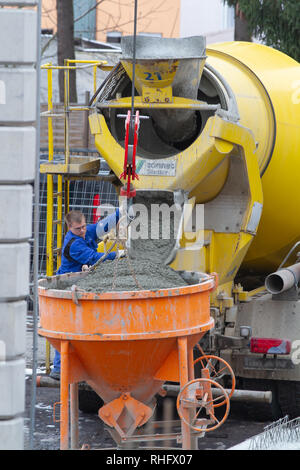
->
xmin=180 ymin=0 xmax=234 ymax=44
xmin=0 ymin=3 xmax=38 ymax=450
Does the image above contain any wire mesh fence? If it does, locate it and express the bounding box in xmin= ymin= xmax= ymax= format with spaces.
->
xmin=248 ymin=415 xmax=300 ymax=450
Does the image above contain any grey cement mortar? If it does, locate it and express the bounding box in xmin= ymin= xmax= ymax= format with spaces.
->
xmin=128 ymin=193 xmax=182 ymax=264
xmin=56 ymin=193 xmax=188 ymax=293
xmin=121 ymin=35 xmax=206 ymax=60
xmin=75 ymin=257 xmax=188 ymax=293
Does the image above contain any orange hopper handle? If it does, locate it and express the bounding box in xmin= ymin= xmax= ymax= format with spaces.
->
xmin=210 ymin=272 xmax=219 ymax=291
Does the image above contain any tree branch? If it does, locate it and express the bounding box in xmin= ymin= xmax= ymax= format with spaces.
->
xmin=74 ymin=0 xmax=105 ymax=24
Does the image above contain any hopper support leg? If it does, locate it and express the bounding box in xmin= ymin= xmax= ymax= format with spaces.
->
xmin=188 ymin=347 xmax=198 ymax=449
xmin=60 ymin=340 xmax=70 ymax=450
xmin=178 ymin=336 xmax=194 ymax=450
xmin=70 ymin=383 xmax=79 ymax=449
xmin=59 ymin=342 xmax=81 ymax=450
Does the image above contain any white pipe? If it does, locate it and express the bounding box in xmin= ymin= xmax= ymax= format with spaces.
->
xmin=163 ymin=384 xmax=272 ymax=404
xmin=36 ymin=377 xmax=272 ymax=404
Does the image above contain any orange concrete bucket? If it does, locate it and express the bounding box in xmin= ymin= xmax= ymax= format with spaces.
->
xmin=38 ymin=272 xmax=216 ymax=449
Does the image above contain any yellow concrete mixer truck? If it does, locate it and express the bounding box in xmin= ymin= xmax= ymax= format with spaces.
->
xmin=88 ymin=36 xmax=300 ymax=419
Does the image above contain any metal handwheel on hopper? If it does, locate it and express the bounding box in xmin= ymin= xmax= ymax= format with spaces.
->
xmin=193 ymin=353 xmax=236 ymax=407
xmin=176 ymin=378 xmax=230 ymax=433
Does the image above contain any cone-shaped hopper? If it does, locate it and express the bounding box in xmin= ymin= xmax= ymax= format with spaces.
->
xmin=38 ymin=272 xmax=215 ymax=448
xmin=120 ymin=35 xmax=206 ymax=143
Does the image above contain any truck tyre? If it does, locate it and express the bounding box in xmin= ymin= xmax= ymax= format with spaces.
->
xmin=241 ymin=378 xmax=282 ymax=421
xmin=78 ymin=389 xmax=104 ymax=414
xmin=277 ymin=381 xmax=300 ymax=419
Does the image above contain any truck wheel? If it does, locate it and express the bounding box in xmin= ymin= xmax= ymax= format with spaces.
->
xmin=78 ymin=389 xmax=104 ymax=414
xmin=277 ymin=381 xmax=300 ymax=419
xmin=241 ymin=378 xmax=282 ymax=421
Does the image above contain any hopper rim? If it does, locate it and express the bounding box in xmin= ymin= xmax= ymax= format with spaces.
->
xmin=38 ymin=317 xmax=214 ymax=342
xmin=38 ymin=275 xmax=215 ymax=301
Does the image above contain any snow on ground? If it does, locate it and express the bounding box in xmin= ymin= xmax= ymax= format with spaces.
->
xmin=229 ymin=416 xmax=300 ymax=450
xmin=230 ymin=438 xmax=300 ymax=450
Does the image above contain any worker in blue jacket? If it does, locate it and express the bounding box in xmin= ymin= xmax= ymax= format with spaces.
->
xmin=50 ymin=208 xmax=120 ymax=380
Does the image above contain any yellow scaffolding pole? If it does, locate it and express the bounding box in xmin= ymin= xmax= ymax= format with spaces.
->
xmin=45 ymin=64 xmax=53 ymax=373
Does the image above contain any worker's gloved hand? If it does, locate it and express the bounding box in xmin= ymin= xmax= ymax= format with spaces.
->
xmin=119 ymin=202 xmax=136 ymax=225
xmin=127 ymin=204 xmax=135 ymax=223
xmin=82 ymin=264 xmax=89 ymax=272
xmin=96 ymin=209 xmax=119 ymax=238
xmin=117 ymin=250 xmax=126 ymax=259
xmin=102 ymin=229 xmax=116 ymax=243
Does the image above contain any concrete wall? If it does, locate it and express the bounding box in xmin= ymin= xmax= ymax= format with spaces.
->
xmin=0 ymin=2 xmax=38 ymax=450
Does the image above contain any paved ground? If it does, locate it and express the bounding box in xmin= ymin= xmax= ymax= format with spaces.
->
xmin=24 ymin=375 xmax=270 ymax=450
xmin=25 ymin=312 xmax=270 ymax=451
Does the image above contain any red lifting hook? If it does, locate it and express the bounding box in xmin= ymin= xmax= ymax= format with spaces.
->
xmin=120 ymin=110 xmax=140 ymax=199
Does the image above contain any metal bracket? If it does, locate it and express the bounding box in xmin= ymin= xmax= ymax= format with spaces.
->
xmin=272 ymin=285 xmax=299 ymax=301
xmin=98 ymin=392 xmax=154 ymax=437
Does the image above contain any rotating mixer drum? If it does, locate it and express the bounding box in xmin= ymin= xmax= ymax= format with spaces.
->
xmin=206 ymin=42 xmax=300 ymax=274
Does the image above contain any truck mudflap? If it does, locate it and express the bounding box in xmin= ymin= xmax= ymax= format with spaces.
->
xmin=225 ymin=349 xmax=300 ymax=382
xmin=243 ymin=355 xmax=295 ymax=371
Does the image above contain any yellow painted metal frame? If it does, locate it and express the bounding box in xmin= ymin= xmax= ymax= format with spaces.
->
xmin=41 ymin=59 xmax=108 ymax=273
xmin=40 ymin=59 xmax=108 ymax=371
xmin=206 ymin=118 xmax=263 ymax=305
xmin=96 ymin=95 xmax=220 ymax=110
